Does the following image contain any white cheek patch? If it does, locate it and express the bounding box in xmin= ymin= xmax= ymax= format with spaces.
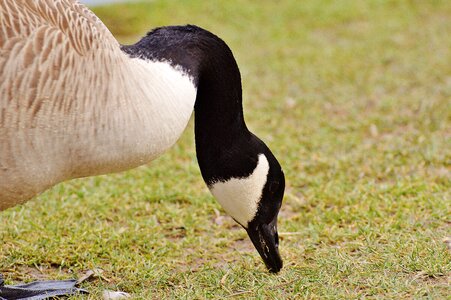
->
xmin=209 ymin=154 xmax=269 ymax=227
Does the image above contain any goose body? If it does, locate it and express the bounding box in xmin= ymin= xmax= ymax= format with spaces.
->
xmin=0 ymin=1 xmax=285 ymax=289
xmin=0 ymin=0 xmax=197 ymax=209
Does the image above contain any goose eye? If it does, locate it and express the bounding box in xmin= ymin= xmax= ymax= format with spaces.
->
xmin=269 ymin=181 xmax=279 ymax=193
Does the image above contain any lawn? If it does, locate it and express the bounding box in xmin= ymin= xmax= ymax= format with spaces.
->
xmin=1 ymin=0 xmax=450 ymax=298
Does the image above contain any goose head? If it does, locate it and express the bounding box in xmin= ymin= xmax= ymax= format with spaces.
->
xmin=122 ymin=25 xmax=285 ymax=272
xmin=203 ymin=140 xmax=285 ymax=273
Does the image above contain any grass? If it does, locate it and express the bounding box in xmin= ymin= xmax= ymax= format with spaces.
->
xmin=1 ymin=0 xmax=450 ymax=298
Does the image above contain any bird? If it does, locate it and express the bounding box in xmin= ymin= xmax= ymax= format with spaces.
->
xmin=0 ymin=0 xmax=285 ymax=297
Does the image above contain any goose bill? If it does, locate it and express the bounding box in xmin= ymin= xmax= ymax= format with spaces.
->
xmin=246 ymin=217 xmax=282 ymax=273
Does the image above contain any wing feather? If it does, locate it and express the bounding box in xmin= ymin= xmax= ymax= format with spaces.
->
xmin=0 ymin=0 xmax=117 ymax=51
xmin=0 ymin=0 xmax=124 ymax=127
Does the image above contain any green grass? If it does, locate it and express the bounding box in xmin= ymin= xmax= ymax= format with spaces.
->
xmin=1 ymin=0 xmax=450 ymax=298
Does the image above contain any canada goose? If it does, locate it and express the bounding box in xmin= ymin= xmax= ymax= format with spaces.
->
xmin=0 ymin=0 xmax=285 ymax=296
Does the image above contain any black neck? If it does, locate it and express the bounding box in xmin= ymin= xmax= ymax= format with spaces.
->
xmin=121 ymin=25 xmax=247 ymax=139
xmin=191 ymin=32 xmax=248 ymax=146
xmin=122 ymin=25 xmax=253 ymax=182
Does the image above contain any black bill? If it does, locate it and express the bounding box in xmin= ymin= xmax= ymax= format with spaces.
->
xmin=246 ymin=218 xmax=282 ymax=273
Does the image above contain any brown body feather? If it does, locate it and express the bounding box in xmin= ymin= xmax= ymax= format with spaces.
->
xmin=0 ymin=0 xmax=197 ymax=210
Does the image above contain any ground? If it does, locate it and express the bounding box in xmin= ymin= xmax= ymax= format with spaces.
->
xmin=0 ymin=0 xmax=450 ymax=299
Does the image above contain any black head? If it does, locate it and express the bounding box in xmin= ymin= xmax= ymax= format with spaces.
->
xmin=245 ymin=146 xmax=285 ymax=273
xmin=198 ymin=132 xmax=285 ymax=273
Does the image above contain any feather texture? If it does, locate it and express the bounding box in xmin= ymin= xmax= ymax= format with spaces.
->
xmin=0 ymin=0 xmax=197 ymax=209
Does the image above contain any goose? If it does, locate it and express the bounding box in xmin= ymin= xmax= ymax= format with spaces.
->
xmin=0 ymin=0 xmax=285 ymax=297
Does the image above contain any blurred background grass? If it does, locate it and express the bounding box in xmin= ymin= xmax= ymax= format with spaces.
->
xmin=1 ymin=0 xmax=450 ymax=298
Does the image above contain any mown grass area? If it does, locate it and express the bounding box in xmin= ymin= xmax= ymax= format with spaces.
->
xmin=1 ymin=0 xmax=450 ymax=298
